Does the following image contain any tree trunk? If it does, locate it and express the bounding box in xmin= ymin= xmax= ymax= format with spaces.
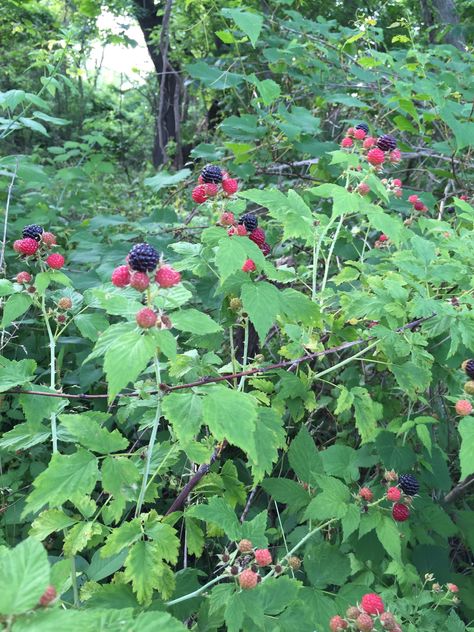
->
xmin=421 ymin=0 xmax=465 ymax=50
xmin=133 ymin=0 xmax=183 ymax=167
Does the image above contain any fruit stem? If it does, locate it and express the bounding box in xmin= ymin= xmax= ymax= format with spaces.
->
xmin=70 ymin=554 xmax=79 ymax=607
xmin=164 ymin=573 xmax=223 ymax=606
xmin=319 ymin=213 xmax=345 ymax=304
xmin=41 ymin=294 xmax=58 ymax=454
xmin=238 ymin=317 xmax=249 ymax=391
xmin=312 ymin=215 xmax=336 ymax=302
xmin=135 ymin=354 xmax=162 ymax=517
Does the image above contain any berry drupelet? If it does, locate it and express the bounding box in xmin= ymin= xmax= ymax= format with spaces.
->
xmin=128 ymin=243 xmax=159 ymax=273
xmin=201 ymin=164 xmax=223 ymax=184
xmin=398 ymin=474 xmax=419 ymax=496
xmin=376 ymin=134 xmax=397 ymax=152
xmin=22 ymin=224 xmax=44 ymax=241
xmin=238 ymin=213 xmax=258 ymax=232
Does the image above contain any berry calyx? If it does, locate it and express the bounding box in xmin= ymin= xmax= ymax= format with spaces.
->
xmin=455 ymin=399 xmax=472 ymax=417
xmin=398 ymin=474 xmax=419 ymax=496
xmin=356 ymin=613 xmax=374 ymax=631
xmin=242 ymin=259 xmax=256 ymax=272
xmin=341 ymin=137 xmax=353 ymax=148
xmin=392 ymin=503 xmax=410 ymax=522
xmin=238 ymin=539 xmax=253 ymax=553
xmin=41 ymin=231 xmax=56 ymax=247
xmin=254 ymin=549 xmax=272 ymax=567
xmin=222 ymin=178 xmax=238 ymax=194
xmin=367 ymin=148 xmax=385 ymax=166
xmin=57 ymin=297 xmax=72 ymax=310
xmin=376 ymin=134 xmax=397 ymax=152
xmin=219 ymin=212 xmax=235 ymax=226
xmin=128 ymin=243 xmax=159 ymax=273
xmin=46 ymin=253 xmax=65 ymax=269
xmin=111 ymin=265 xmax=131 ymax=287
xmin=201 ymin=164 xmax=223 ymax=184
xmin=239 ymin=568 xmax=258 ymax=590
xmin=204 ymin=183 xmax=219 ymax=197
xmin=17 ymin=238 xmax=39 ymax=255
xmin=16 ymin=271 xmax=32 ymax=284
xmin=22 ymin=224 xmax=43 ymax=241
xmin=249 ymin=227 xmax=265 ymax=247
xmin=130 ymin=272 xmax=150 ymax=292
xmin=136 ymin=308 xmax=157 ymax=329
xmin=155 ymin=265 xmax=181 ymax=288
xmin=192 ymin=185 xmax=208 ymax=204
xmin=329 ymin=615 xmax=348 ymax=631
xmin=357 ymin=182 xmax=370 ymax=195
xmin=359 ymin=487 xmax=373 ymax=502
xmin=39 ymin=585 xmax=57 ymax=607
xmin=386 ymin=487 xmax=401 ymax=502
xmin=361 ymin=593 xmax=384 ymax=615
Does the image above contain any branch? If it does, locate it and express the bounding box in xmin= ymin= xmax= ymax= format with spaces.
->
xmin=443 ymin=475 xmax=474 ymax=504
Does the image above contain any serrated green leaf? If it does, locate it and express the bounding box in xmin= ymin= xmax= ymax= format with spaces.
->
xmin=101 ymin=519 xmax=142 ymax=558
xmin=63 ymin=521 xmax=102 ymax=556
xmin=104 ymin=331 xmax=156 ymax=400
xmin=221 ymin=8 xmax=263 ymax=46
xmin=241 ymin=281 xmax=281 ymax=341
xmin=288 ymin=426 xmax=323 ymax=486
xmin=304 ymin=475 xmax=350 ymax=520
xmin=171 ymin=309 xmax=221 ymax=334
xmin=459 ymin=417 xmax=474 ymax=479
xmin=1 ymin=293 xmax=32 ymax=327
xmin=376 ymin=514 xmax=401 ymax=561
xmin=30 ymin=509 xmax=78 ymax=540
xmin=162 ymin=392 xmax=203 ymax=445
xmin=124 ymin=541 xmax=175 ymax=605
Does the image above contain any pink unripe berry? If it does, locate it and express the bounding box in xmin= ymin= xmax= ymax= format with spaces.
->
xmin=155 ymin=265 xmax=181 ymax=288
xmin=354 ymin=128 xmax=366 ymax=140
xmin=341 ymin=137 xmax=353 ymax=148
xmin=394 ymin=188 xmax=402 ymax=198
xmin=447 ymin=583 xmax=459 ymax=593
xmin=130 ymin=271 xmax=150 ymax=292
xmin=239 ymin=569 xmax=258 ymax=590
xmin=408 ymin=194 xmax=418 ymax=204
xmin=392 ymin=178 xmax=402 ymax=187
xmin=379 ymin=234 xmax=389 ymax=242
xmin=136 ymin=308 xmax=157 ymax=329
xmin=192 ymin=185 xmax=208 ymax=204
xmin=222 ymin=178 xmax=238 ymax=195
xmin=242 ymin=259 xmax=256 ymax=272
xmin=363 ymin=136 xmax=376 ymax=149
xmin=204 ymin=183 xmax=219 ymax=197
xmin=329 ymin=615 xmax=348 ymax=631
xmin=16 ymin=271 xmax=32 ymax=284
xmin=346 ymin=606 xmax=361 ymax=619
xmin=346 ymin=127 xmax=356 ymax=136
xmin=254 ymin=548 xmax=272 ymax=567
xmin=219 ymin=212 xmax=235 ymax=226
xmin=367 ymin=148 xmax=385 ymax=166
xmin=389 ymin=149 xmax=402 ymax=163
xmin=41 ymin=231 xmax=57 ymax=247
xmin=238 ymin=539 xmax=253 ymax=553
xmin=39 ymin=585 xmax=57 ymax=607
xmin=392 ymin=503 xmax=410 ymax=522
xmin=380 ymin=612 xmax=397 ymax=630
xmin=111 ymin=265 xmax=131 ymax=287
xmin=455 ymin=399 xmax=472 ymax=416
xmin=357 ymin=182 xmax=370 ymax=195
xmin=46 ymin=253 xmax=65 ymax=269
xmin=356 ymin=613 xmax=374 ymax=631
xmin=386 ymin=487 xmax=401 ymax=502
xmin=57 ymin=297 xmax=72 ymax=310
xmin=359 ymin=487 xmax=373 ymax=502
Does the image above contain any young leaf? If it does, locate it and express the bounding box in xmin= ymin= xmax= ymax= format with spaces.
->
xmin=104 ymin=331 xmax=157 ymax=400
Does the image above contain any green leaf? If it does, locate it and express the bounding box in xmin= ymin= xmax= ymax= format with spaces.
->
xmin=153 ymin=329 xmax=177 ymax=359
xmin=0 ymin=279 xmax=13 ymax=296
xmin=310 ymin=184 xmax=358 ymax=217
xmin=104 ymin=331 xmax=157 ymax=400
xmin=144 ymin=519 xmax=180 ymax=564
xmin=101 ymin=519 xmax=142 ymax=557
xmin=215 ymin=236 xmax=248 ymax=281
xmin=188 ymin=496 xmax=241 ymax=540
xmin=304 ymin=541 xmax=351 ymax=588
xmin=24 ymin=449 xmax=99 ymax=516
xmin=288 ymin=426 xmax=323 ymax=486
xmin=144 ymin=168 xmax=191 ymax=191
xmin=34 ymin=271 xmax=71 ymax=295
xmin=202 ymin=386 xmax=258 ymax=459
xmin=0 ymin=538 xmax=49 ymax=615
xmin=0 ymin=358 xmax=36 ymax=392
xmin=241 ymin=281 xmax=281 ymax=342
xmin=185 ymin=517 xmax=204 ymax=557
xmin=63 ymin=521 xmax=102 ymax=556
xmin=1 ymin=293 xmax=32 ymax=328
xmin=248 ymin=408 xmax=286 ymax=482
xmin=459 ymin=417 xmax=474 ymax=479
xmin=352 ymin=387 xmax=383 ymax=443
xmin=171 ymin=309 xmax=222 ymax=334
xmin=261 ymin=478 xmax=309 ymax=513
xmin=341 ymin=504 xmax=360 ymax=541
xmin=101 ymin=457 xmax=140 ymax=499
xmin=162 ymin=392 xmax=203 ymax=445
xmin=19 ymin=116 xmax=48 ymax=136
xmin=124 ymin=541 xmax=175 ymax=604
xmin=20 ymin=386 xmax=67 ymax=423
xmin=221 ymin=8 xmax=264 ymax=47
xmin=74 ymin=313 xmax=109 ymax=341
xmin=30 ymin=509 xmax=78 ymax=540
xmin=60 ymin=412 xmax=128 ymax=454
xmin=186 ymin=61 xmax=243 ymax=90
xmin=86 ymin=549 xmax=128 ymax=582
xmin=376 ymin=515 xmax=402 ymax=561
xmin=304 ymin=475 xmax=350 ymax=520
xmin=321 ymin=445 xmax=360 ymax=482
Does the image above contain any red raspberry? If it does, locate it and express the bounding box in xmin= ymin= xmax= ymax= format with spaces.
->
xmin=367 ymin=148 xmax=385 ymax=166
xmin=363 ymin=136 xmax=376 ymax=149
xmin=420 ymin=205 xmax=428 ymax=213
xmin=447 ymin=583 xmax=459 ymax=593
xmin=392 ymin=178 xmax=402 ymax=187
xmin=13 ymin=240 xmax=24 ymax=253
xmin=238 ymin=539 xmax=253 ymax=553
xmin=136 ymin=307 xmax=157 ymax=329
xmin=18 ymin=238 xmax=39 ymax=255
xmin=359 ymin=487 xmax=373 ymax=502
xmin=341 ymin=137 xmax=353 ymax=148
xmin=260 ymin=242 xmax=271 ymax=256
xmin=386 ymin=487 xmax=401 ymax=502
xmin=460 ymin=195 xmax=468 ymax=201
xmin=46 ymin=253 xmax=65 ymax=269
xmin=239 ymin=569 xmax=258 ymax=590
xmin=192 ymin=185 xmax=208 ymax=204
xmin=455 ymin=399 xmax=472 ymax=416
xmin=16 ymin=271 xmax=32 ymax=284
xmin=41 ymin=231 xmax=56 ymax=247
xmin=392 ymin=503 xmax=410 ymax=522
xmin=57 ymin=297 xmax=72 ymax=310
xmin=155 ymin=265 xmax=181 ymax=288
xmin=204 ymin=183 xmax=219 ymax=197
xmin=357 ymin=182 xmax=370 ymax=195
xmin=380 ymin=612 xmax=397 ymax=630
xmin=413 ymin=200 xmax=424 ymax=211
xmin=39 ymin=585 xmax=57 ymax=607
xmin=408 ymin=194 xmax=418 ymax=204
xmin=254 ymin=548 xmax=272 ymax=566
xmin=130 ymin=271 xmax=150 ymax=291
xmin=219 ymin=212 xmax=235 ymax=226
xmin=356 ymin=613 xmax=374 ymax=631
xmin=329 ymin=615 xmax=348 ymax=631
xmin=346 ymin=127 xmax=356 ymax=136
xmin=111 ymin=265 xmax=131 ymax=287
xmin=389 ymin=149 xmax=401 ymax=163
xmin=361 ymin=593 xmax=384 ymax=615
xmin=354 ymin=128 xmax=366 ymax=140
xmin=379 ymin=234 xmax=389 ymax=242
xmin=249 ymin=227 xmax=265 ymax=246
xmin=242 ymin=259 xmax=256 ymax=272
xmin=222 ymin=178 xmax=238 ymax=194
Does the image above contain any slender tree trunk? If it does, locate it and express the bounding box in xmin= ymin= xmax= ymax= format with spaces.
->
xmin=421 ymin=0 xmax=465 ymax=50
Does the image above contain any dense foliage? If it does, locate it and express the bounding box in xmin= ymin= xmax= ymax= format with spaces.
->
xmin=0 ymin=1 xmax=473 ymax=630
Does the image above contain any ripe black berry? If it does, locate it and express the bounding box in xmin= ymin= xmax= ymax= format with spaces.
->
xmin=128 ymin=243 xmax=159 ymax=272
xmin=355 ymin=123 xmax=369 ymax=134
xmin=464 ymin=359 xmax=474 ymax=379
xmin=238 ymin=213 xmax=258 ymax=232
xmin=201 ymin=164 xmax=223 ymax=184
xmin=376 ymin=134 xmax=397 ymax=152
xmin=398 ymin=474 xmax=419 ymax=496
xmin=22 ymin=224 xmax=44 ymax=241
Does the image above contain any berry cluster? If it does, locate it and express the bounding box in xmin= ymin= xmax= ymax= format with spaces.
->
xmin=329 ymin=593 xmax=403 ymax=631
xmin=192 ymin=164 xmax=238 ymax=204
xmin=13 ymin=225 xmax=64 ymax=270
xmin=407 ymin=194 xmax=428 ymax=213
xmin=220 ymin=212 xmax=271 ymax=271
xmin=356 ymin=471 xmax=419 ymax=524
xmin=341 ymin=124 xmax=401 ymax=167
xmin=455 ymin=360 xmax=474 ymax=415
xmin=111 ymin=243 xmax=181 ymax=330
